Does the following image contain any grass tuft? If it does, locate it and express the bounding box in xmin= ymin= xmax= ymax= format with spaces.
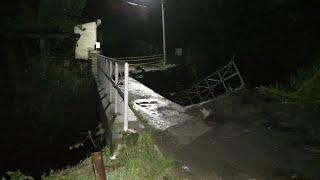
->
xmin=107 ymin=131 xmax=174 ymax=180
xmin=44 ymin=131 xmax=175 ymax=180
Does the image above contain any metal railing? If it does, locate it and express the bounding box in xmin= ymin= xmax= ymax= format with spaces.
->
xmin=176 ymin=60 xmax=245 ymax=106
xmin=112 ymin=54 xmax=164 ymax=66
xmin=97 ymin=54 xmax=129 ymax=132
xmin=94 ymin=53 xmax=165 ymax=132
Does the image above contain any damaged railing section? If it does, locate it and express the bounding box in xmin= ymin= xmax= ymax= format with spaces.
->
xmin=176 ymin=60 xmax=245 ymax=106
xmin=97 ymin=54 xmax=129 ymax=132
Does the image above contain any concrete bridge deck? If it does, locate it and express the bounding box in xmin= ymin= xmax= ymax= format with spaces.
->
xmin=128 ymin=77 xmax=191 ymax=130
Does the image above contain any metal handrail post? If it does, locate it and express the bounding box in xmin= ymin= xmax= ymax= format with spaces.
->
xmin=109 ymin=62 xmax=113 ymax=102
xmin=96 ymin=54 xmax=130 ymax=133
xmin=114 ymin=63 xmax=119 ymax=114
xmin=123 ymin=63 xmax=129 ymax=132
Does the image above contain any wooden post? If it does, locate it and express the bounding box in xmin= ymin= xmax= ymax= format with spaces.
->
xmin=91 ymin=152 xmax=106 ymax=180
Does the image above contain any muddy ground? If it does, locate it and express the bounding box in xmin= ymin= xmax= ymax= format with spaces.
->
xmin=155 ymin=89 xmax=320 ymax=180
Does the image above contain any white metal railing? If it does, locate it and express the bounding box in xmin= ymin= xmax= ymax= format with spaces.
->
xmin=112 ymin=54 xmax=164 ymax=66
xmin=97 ymin=54 xmax=129 ymax=132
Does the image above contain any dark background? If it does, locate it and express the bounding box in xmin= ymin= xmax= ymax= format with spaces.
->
xmin=2 ymin=0 xmax=320 ymax=85
xmin=0 ymin=0 xmax=320 ymax=177
xmin=83 ymin=0 xmax=320 ymax=86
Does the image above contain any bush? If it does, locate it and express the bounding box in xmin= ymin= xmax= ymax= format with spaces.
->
xmin=264 ymin=62 xmax=320 ymax=110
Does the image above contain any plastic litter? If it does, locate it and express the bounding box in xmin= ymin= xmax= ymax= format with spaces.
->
xmin=110 ymin=154 xmax=117 ymax=160
xmin=181 ymin=165 xmax=191 ymax=171
xmin=243 ymin=129 xmax=253 ymax=133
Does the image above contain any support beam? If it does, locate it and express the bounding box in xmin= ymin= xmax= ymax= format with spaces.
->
xmin=218 ymin=71 xmax=229 ymax=93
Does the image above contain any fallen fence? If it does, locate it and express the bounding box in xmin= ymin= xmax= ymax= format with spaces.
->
xmin=175 ymin=60 xmax=245 ymax=106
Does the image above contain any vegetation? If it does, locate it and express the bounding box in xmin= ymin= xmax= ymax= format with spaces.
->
xmin=262 ymin=62 xmax=320 ymax=110
xmin=5 ymin=171 xmax=33 ymax=180
xmin=44 ymin=131 xmax=175 ymax=180
xmin=0 ymin=52 xmax=100 ymax=176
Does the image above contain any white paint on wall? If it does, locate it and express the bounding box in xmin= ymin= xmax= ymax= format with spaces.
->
xmin=74 ymin=20 xmax=101 ymax=60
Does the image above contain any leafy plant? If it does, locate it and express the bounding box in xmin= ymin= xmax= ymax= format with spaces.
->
xmin=6 ymin=170 xmax=33 ymax=180
xmin=290 ymin=64 xmax=320 ymax=90
xmin=45 ymin=131 xmax=175 ymax=180
xmin=263 ymin=62 xmax=320 ymax=110
xmin=69 ymin=123 xmax=105 ymax=150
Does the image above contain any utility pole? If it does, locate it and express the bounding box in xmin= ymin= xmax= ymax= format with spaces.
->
xmin=161 ymin=0 xmax=167 ymax=65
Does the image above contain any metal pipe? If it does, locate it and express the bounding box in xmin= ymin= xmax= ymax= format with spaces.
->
xmin=124 ymin=63 xmax=129 ymax=132
xmin=232 ymin=61 xmax=245 ymax=87
xmin=218 ymin=71 xmax=229 ymax=93
xmin=161 ymin=0 xmax=167 ymax=65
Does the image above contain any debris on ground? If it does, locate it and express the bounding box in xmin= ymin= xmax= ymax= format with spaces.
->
xmin=181 ymin=165 xmax=191 ymax=172
xmin=109 ymin=155 xmax=117 ymax=161
xmin=201 ymin=108 xmax=211 ymax=119
xmin=303 ymin=147 xmax=320 ymax=153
